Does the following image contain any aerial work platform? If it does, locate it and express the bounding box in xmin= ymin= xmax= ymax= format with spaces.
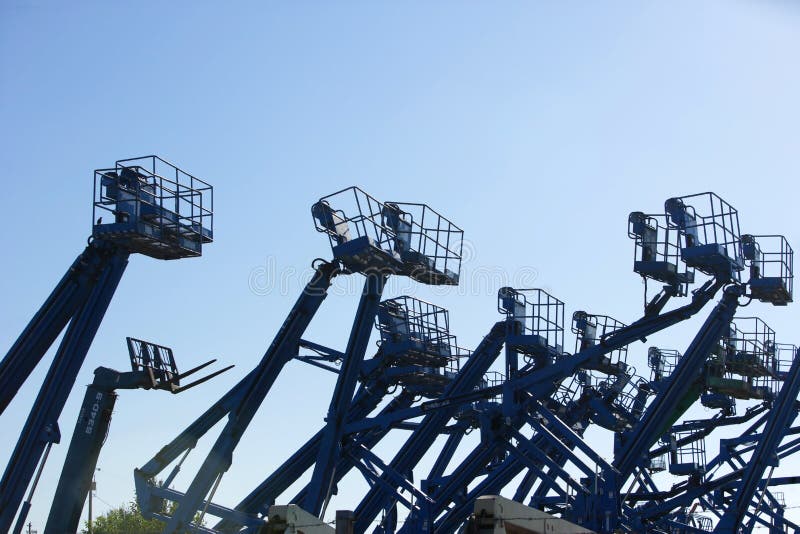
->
xmin=629 ymin=211 xmax=695 ymax=295
xmin=312 ymin=187 xmax=462 ymax=284
xmin=665 ymin=192 xmax=744 ymax=282
xmin=499 ymin=288 xmax=565 ymax=367
xmin=93 ymin=155 xmax=213 ymax=259
xmin=376 ymin=296 xmax=466 ymax=397
xmin=742 ymin=234 xmax=793 ymax=306
xmin=0 ymin=155 xmax=214 ymax=533
xmin=11 ymin=175 xmax=800 ymax=533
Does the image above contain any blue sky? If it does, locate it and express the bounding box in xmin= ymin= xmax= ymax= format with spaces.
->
xmin=1 ymin=1 xmax=799 ymax=530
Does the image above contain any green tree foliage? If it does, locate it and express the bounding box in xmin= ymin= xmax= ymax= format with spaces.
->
xmin=81 ymin=499 xmax=206 ymax=534
xmin=81 ymin=500 xmax=165 ymax=534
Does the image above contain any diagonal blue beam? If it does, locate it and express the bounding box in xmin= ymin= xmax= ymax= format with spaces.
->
xmin=152 ymin=261 xmax=340 ymax=532
xmin=303 ymin=273 xmax=388 ymax=516
xmin=714 ymin=347 xmax=800 ymax=532
xmin=353 ymin=322 xmax=507 ymax=532
xmin=614 ymin=285 xmax=742 ymax=479
xmin=0 ymin=244 xmax=129 ymax=532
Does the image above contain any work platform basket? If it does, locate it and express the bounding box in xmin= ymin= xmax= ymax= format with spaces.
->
xmin=724 ymin=317 xmax=777 ymax=378
xmin=554 ymin=369 xmax=595 ymax=406
xmin=376 ymin=296 xmax=466 ymax=397
xmin=648 ymin=347 xmax=680 ymax=383
xmin=611 ymin=374 xmax=653 ymax=424
xmin=742 ymin=234 xmax=793 ymax=306
xmin=700 ymin=391 xmax=736 ymax=415
xmin=572 ymin=312 xmax=628 ymax=365
xmin=568 ymin=366 xmax=649 ymax=432
xmin=498 ymin=288 xmax=565 ymax=364
xmin=668 ymin=431 xmax=706 ymax=478
xmin=312 ymin=187 xmax=462 ymax=285
xmin=93 ymin=156 xmax=213 ymax=259
xmin=647 ymin=454 xmax=666 ymax=473
xmin=672 ymin=510 xmax=712 ymax=532
xmin=705 ymin=318 xmax=777 ymax=401
xmin=772 ymin=343 xmax=798 ymax=381
xmin=628 ymin=212 xmax=695 ymax=295
xmin=377 ymin=297 xmax=455 ymax=366
xmin=454 ymin=371 xmax=505 ymax=423
xmin=665 ymin=193 xmax=743 ymax=281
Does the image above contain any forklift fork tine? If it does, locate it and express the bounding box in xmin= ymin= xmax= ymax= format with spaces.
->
xmin=172 ymin=365 xmax=235 ymax=394
xmin=175 ymin=358 xmax=218 ymax=381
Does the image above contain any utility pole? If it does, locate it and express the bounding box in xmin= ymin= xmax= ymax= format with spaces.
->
xmin=87 ymin=475 xmax=96 ymax=534
xmin=25 ymin=522 xmax=37 ymax=534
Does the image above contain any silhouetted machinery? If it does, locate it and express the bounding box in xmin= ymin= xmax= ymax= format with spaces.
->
xmin=0 ymin=156 xmax=213 ymax=533
xmin=3 ymin=162 xmax=797 ymax=534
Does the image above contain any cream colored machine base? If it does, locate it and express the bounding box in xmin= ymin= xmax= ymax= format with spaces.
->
xmin=467 ymin=495 xmax=596 ymax=534
xmin=266 ymin=504 xmax=335 ymax=534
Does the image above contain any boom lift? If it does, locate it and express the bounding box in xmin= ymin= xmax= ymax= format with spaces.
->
xmin=213 ymin=296 xmax=468 ymax=532
xmin=584 ymin=193 xmax=795 ymax=532
xmin=36 ymin=184 xmax=783 ymax=533
xmin=44 ymin=337 xmax=231 ymax=534
xmin=715 ymin=347 xmax=800 ymax=533
xmin=618 ymin=361 xmax=797 ymax=531
xmin=629 ymin=340 xmax=800 ymax=532
xmin=0 ymin=156 xmax=213 ymax=533
xmin=418 ymin=193 xmax=795 ymax=533
xmin=424 ymin=197 xmax=724 ymax=532
xmin=430 ymin=296 xmax=708 ymax=533
xmin=435 ymin=314 xmax=642 ymax=530
xmin=628 ymin=414 xmax=800 ymax=532
xmin=5 ymin=153 xmax=799 ymax=534
xmin=133 ymin=187 xmax=463 ymax=532
xmin=366 ymin=261 xmax=722 ymax=533
xmin=293 ymin=191 xmax=796 ymax=532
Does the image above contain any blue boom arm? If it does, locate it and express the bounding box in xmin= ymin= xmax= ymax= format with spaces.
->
xmin=211 ymin=347 xmax=417 ymax=532
xmin=136 ymin=260 xmax=340 ymax=532
xmin=0 ymin=242 xmax=124 ymax=415
xmin=303 ymin=272 xmax=388 ymax=516
xmin=614 ymin=285 xmax=743 ymax=479
xmin=0 ymin=242 xmax=129 ymax=533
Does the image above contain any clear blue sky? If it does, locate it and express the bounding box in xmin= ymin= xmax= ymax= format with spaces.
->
xmin=1 ymin=1 xmax=799 ymax=530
